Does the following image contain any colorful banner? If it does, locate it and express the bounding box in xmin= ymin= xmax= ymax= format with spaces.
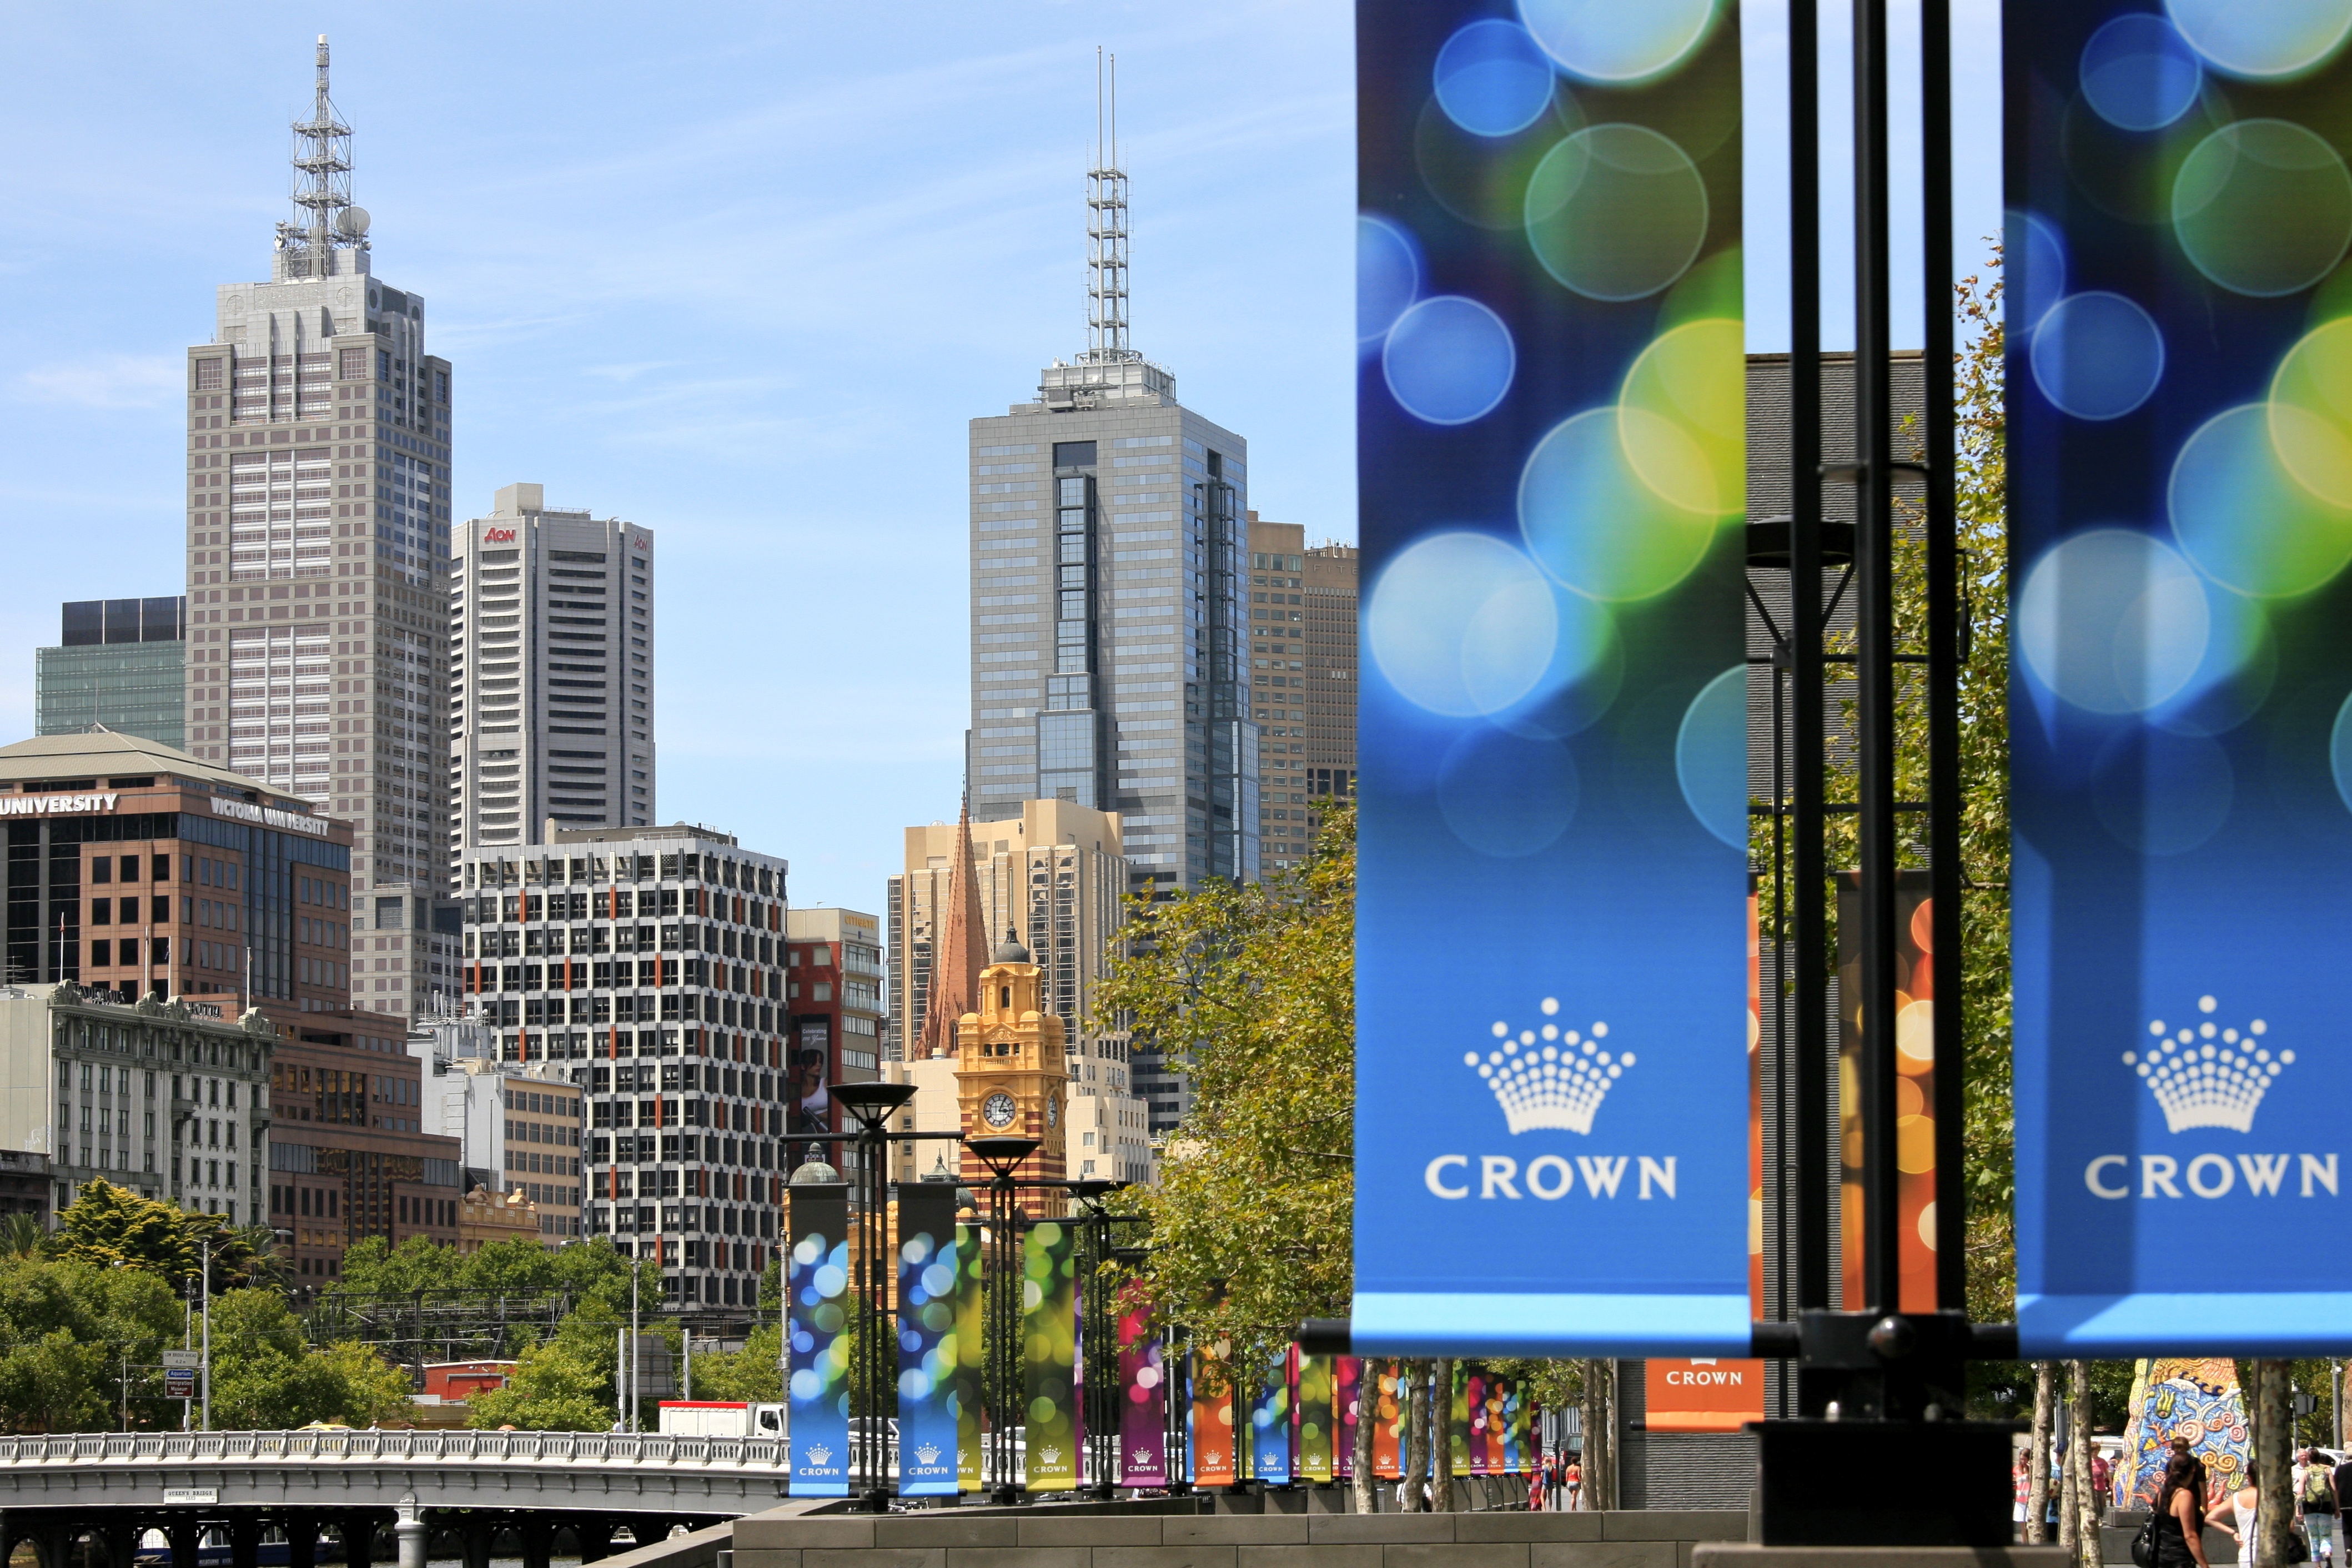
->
xmin=1022 ymin=1219 xmax=1078 ymax=1491
xmin=1297 ymin=1350 xmax=1335 ymax=1483
xmin=1371 ymin=1360 xmax=1405 ymax=1479
xmin=1249 ymin=1351 xmax=1293 ymax=1483
xmin=1333 ymin=1356 xmax=1361 ymax=1479
xmin=1114 ymin=1287 xmax=1169 ymax=1487
xmin=1644 ymin=1356 xmax=1765 ymax=1433
xmin=1353 ymin=0 xmax=1753 ymax=1356
xmin=1836 ymin=872 xmax=1941 ymax=1313
xmin=2007 ymin=1 xmax=2352 ymax=1353
xmin=953 ymin=1220 xmax=984 ymax=1494
xmin=894 ymin=1182 xmax=959 ymax=1496
xmin=1189 ymin=1351 xmax=1238 ymax=1487
xmin=1454 ymin=1364 xmax=1527 ymax=1474
xmin=785 ymin=1180 xmax=849 ymax=1496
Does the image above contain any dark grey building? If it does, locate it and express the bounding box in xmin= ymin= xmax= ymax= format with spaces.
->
xmin=35 ymin=597 xmax=189 ymax=750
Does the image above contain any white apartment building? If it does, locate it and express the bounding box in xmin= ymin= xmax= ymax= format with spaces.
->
xmin=449 ymin=486 xmax=655 ymax=856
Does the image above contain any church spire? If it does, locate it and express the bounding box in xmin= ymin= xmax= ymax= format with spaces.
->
xmin=919 ymin=798 xmax=991 ymax=1059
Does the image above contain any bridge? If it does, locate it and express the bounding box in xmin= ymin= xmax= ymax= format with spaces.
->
xmin=0 ymin=1430 xmax=808 ymax=1568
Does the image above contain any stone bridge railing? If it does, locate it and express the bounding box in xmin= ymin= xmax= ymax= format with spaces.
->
xmin=0 ymin=1429 xmax=790 ymax=1470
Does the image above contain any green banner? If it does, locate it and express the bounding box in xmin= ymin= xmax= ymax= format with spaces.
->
xmin=1022 ymin=1218 xmax=1078 ymax=1490
xmin=1297 ymin=1350 xmax=1334 ymax=1482
xmin=953 ymin=1220 xmax=983 ymax=1493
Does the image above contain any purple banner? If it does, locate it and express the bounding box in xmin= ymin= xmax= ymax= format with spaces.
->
xmin=1115 ymin=1287 xmax=1169 ymax=1486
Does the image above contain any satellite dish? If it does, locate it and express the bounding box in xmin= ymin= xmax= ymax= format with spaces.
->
xmin=337 ymin=207 xmax=371 ymax=239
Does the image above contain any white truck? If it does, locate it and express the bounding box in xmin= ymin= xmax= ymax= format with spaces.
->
xmin=657 ymin=1400 xmax=786 ymax=1438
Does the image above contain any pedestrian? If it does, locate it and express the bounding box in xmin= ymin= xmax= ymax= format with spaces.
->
xmin=2217 ymin=1464 xmax=2258 ymax=1567
xmin=1565 ymin=1455 xmax=1582 ymax=1511
xmin=2095 ymin=1448 xmax=2115 ymax=1514
xmin=2334 ymin=1453 xmax=2352 ymax=1555
xmin=2157 ymin=1449 xmax=2218 ymax=1568
xmin=2016 ymin=1450 xmax=2033 ymax=1535
xmin=2302 ymin=1450 xmax=2339 ymax=1565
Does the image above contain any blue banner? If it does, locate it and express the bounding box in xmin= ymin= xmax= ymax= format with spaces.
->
xmin=894 ymin=1182 xmax=959 ymax=1496
xmin=1249 ymin=1350 xmax=1293 ymax=1483
xmin=2008 ymin=1 xmax=2352 ymax=1354
xmin=786 ymin=1182 xmax=849 ymax=1495
xmin=1351 ymin=0 xmax=1751 ymax=1353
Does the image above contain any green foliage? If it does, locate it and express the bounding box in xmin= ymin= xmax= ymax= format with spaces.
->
xmin=55 ymin=1180 xmax=266 ymax=1291
xmin=0 ymin=1253 xmax=186 ymax=1431
xmin=1094 ymin=802 xmax=1355 ymax=1372
xmin=465 ymin=1339 xmax=615 ymax=1431
xmin=685 ymin=1323 xmax=783 ymax=1404
xmin=205 ymin=1289 xmax=409 ymax=1430
xmin=337 ymin=1233 xmax=633 ymax=1298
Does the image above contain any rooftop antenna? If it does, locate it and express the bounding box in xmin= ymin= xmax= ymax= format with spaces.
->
xmin=1082 ymin=48 xmax=1137 ymax=365
xmin=277 ymin=34 xmax=369 ymax=276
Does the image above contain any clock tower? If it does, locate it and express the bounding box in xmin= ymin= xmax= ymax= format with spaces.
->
xmin=956 ymin=930 xmax=1069 ymax=1199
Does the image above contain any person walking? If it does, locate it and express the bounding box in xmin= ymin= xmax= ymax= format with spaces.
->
xmin=2157 ymin=1450 xmax=2218 ymax=1568
xmin=1564 ymin=1455 xmax=1582 ymax=1510
xmin=2216 ymin=1464 xmax=2259 ymax=1567
xmin=2301 ymin=1450 xmax=2338 ymax=1566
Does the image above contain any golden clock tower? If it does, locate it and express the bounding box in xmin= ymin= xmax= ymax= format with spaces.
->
xmin=955 ymin=930 xmax=1068 ymax=1199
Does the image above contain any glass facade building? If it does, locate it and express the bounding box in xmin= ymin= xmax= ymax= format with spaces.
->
xmin=36 ymin=597 xmax=189 ymax=750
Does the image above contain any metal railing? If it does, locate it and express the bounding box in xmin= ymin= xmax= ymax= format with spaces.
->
xmin=0 ymin=1430 xmax=788 ymax=1469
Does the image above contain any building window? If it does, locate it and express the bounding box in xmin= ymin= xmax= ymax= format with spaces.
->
xmin=196 ymin=359 xmax=224 ymax=390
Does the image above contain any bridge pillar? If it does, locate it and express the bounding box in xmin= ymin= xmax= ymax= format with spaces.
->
xmin=46 ymin=1522 xmax=83 ymax=1568
xmin=342 ymin=1512 xmax=380 ymax=1568
xmin=228 ymin=1515 xmax=261 ymax=1568
xmin=283 ymin=1510 xmax=318 ymax=1568
xmin=165 ymin=1516 xmax=200 ymax=1568
xmin=516 ymin=1516 xmax=554 ymax=1568
xmin=572 ymin=1516 xmax=617 ymax=1564
xmin=99 ymin=1521 xmax=138 ymax=1568
xmin=393 ymin=1497 xmax=425 ymax=1568
xmin=458 ymin=1514 xmax=492 ymax=1568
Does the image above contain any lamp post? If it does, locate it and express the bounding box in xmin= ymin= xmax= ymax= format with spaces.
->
xmin=967 ymin=1135 xmax=1039 ymax=1505
xmin=831 ymin=1080 xmax=919 ymax=1511
xmin=1065 ymin=1179 xmax=1124 ymax=1496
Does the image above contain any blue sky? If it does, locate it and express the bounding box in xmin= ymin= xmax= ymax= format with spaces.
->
xmin=0 ymin=1 xmax=2001 ymax=914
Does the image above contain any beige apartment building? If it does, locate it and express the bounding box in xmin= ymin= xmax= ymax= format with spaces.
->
xmin=1247 ymin=516 xmax=1358 ymax=870
xmin=884 ymin=799 xmax=1151 ymax=1184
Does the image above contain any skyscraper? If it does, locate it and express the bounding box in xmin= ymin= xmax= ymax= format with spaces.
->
xmin=1245 ymin=517 xmax=1358 ymax=870
xmin=964 ymin=59 xmax=1258 ymax=898
xmin=177 ymin=38 xmax=452 ymax=924
xmin=449 ymin=485 xmax=657 ymax=855
xmin=36 ymin=597 xmax=188 ymax=750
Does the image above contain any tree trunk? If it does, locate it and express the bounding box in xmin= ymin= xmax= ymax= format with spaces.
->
xmin=1582 ymin=1358 xmax=1615 ymax=1512
xmin=1431 ymin=1359 xmax=1455 ymax=1512
xmin=1404 ymin=1359 xmax=1431 ymax=1511
xmin=2029 ymin=1361 xmax=2057 ymax=1545
xmin=2072 ymin=1361 xmax=2100 ymax=1568
xmin=1350 ymin=1363 xmax=1376 ymax=1515
xmin=2060 ymin=1416 xmax=2079 ymax=1552
xmin=2259 ymin=1359 xmax=2292 ymax=1568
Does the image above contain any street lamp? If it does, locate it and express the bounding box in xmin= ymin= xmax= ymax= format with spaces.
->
xmin=831 ymin=1080 xmax=918 ymax=1510
xmin=1064 ymin=1179 xmax=1125 ymax=1496
xmin=966 ymin=1134 xmax=1039 ymax=1505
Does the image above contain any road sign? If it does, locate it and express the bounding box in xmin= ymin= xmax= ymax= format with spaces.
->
xmin=162 ymin=1488 xmax=215 ymax=1505
xmin=161 ymin=1350 xmax=201 ymax=1369
xmin=164 ymin=1368 xmax=196 ymax=1399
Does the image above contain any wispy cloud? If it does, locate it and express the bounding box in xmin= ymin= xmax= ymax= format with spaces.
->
xmin=15 ymin=353 xmax=179 ymax=409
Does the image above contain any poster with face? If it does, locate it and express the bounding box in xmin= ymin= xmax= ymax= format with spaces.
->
xmin=792 ymin=1019 xmax=831 ymax=1137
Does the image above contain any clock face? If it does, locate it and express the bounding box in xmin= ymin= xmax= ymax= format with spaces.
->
xmin=982 ymin=1091 xmax=1018 ymax=1129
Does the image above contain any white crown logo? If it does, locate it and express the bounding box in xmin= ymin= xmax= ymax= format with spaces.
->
xmin=803 ymin=1444 xmax=833 ymax=1467
xmin=2123 ymin=996 xmax=2294 ymax=1134
xmin=913 ymin=1442 xmax=941 ymax=1466
xmin=1465 ymin=999 xmax=1632 ymax=1135
xmin=1039 ymin=1445 xmax=1063 ymax=1468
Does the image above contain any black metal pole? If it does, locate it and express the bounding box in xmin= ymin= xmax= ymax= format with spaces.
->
xmin=1919 ymin=0 xmax=1968 ymax=1314
xmin=1851 ymin=0 xmax=1902 ymax=1321
xmin=1788 ymin=0 xmax=1832 ymax=1336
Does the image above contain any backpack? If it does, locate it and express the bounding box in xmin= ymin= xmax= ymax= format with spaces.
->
xmin=2307 ymin=1468 xmax=2338 ymax=1513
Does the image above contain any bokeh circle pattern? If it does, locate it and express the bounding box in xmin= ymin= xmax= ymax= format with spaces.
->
xmin=2030 ymin=292 xmax=2167 ymax=419
xmin=1676 ymin=666 xmax=1750 ymax=849
xmin=2164 ymin=0 xmax=2352 ymax=79
xmin=2079 ymin=14 xmax=2205 ymax=130
xmin=2331 ymin=690 xmax=2352 ymax=815
xmin=2267 ymin=318 xmax=2352 ymax=507
xmin=2092 ymin=729 xmax=2236 ymax=855
xmin=2172 ymin=120 xmax=2352 ymax=297
xmin=2170 ymin=404 xmax=2352 ymax=596
xmin=1366 ymin=531 xmax=1559 ymax=717
xmin=1516 ymin=0 xmax=1720 ymax=83
xmin=1382 ymin=295 xmax=1516 ymax=425
xmin=2011 ymin=210 xmax=2068 ymax=333
xmin=1356 ymin=215 xmax=1420 ymax=345
xmin=1434 ymin=19 xmax=1558 ymax=137
xmin=1519 ymin=408 xmax=1719 ymax=601
xmin=1439 ymin=727 xmax=1580 ymax=857
xmin=2016 ymin=528 xmax=2212 ymax=713
xmin=1618 ymin=318 xmax=1746 ymax=514
xmin=1525 ymin=125 xmax=1708 ymax=300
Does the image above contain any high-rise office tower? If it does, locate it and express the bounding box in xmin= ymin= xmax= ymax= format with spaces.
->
xmin=177 ymin=37 xmax=453 ymax=924
xmin=36 ymin=597 xmax=188 ymax=749
xmin=1245 ymin=517 xmax=1358 ymax=870
xmin=449 ymin=485 xmax=657 ymax=855
xmin=964 ymin=61 xmax=1257 ymax=904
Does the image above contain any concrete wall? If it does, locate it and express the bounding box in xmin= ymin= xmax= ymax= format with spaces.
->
xmin=732 ymin=1506 xmax=1751 ymax=1568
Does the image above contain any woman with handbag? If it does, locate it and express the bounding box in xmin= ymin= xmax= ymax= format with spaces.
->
xmin=2146 ymin=1450 xmax=2218 ymax=1568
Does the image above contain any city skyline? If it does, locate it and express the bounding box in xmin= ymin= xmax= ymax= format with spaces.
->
xmin=0 ymin=5 xmax=1359 ymax=915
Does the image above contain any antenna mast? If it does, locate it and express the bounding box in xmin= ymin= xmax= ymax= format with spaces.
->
xmin=278 ymin=34 xmax=365 ymax=277
xmin=1082 ymin=48 xmax=1137 ymax=365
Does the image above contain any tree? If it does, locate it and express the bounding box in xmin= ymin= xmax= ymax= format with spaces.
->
xmin=204 ymin=1289 xmax=410 ymax=1429
xmin=466 ymin=1340 xmax=615 ymax=1431
xmin=1093 ymin=803 xmax=1355 ymax=1373
xmin=0 ymin=1253 xmax=183 ymax=1432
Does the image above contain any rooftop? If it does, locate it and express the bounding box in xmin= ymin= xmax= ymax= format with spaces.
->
xmin=0 ymin=730 xmax=323 ymax=817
